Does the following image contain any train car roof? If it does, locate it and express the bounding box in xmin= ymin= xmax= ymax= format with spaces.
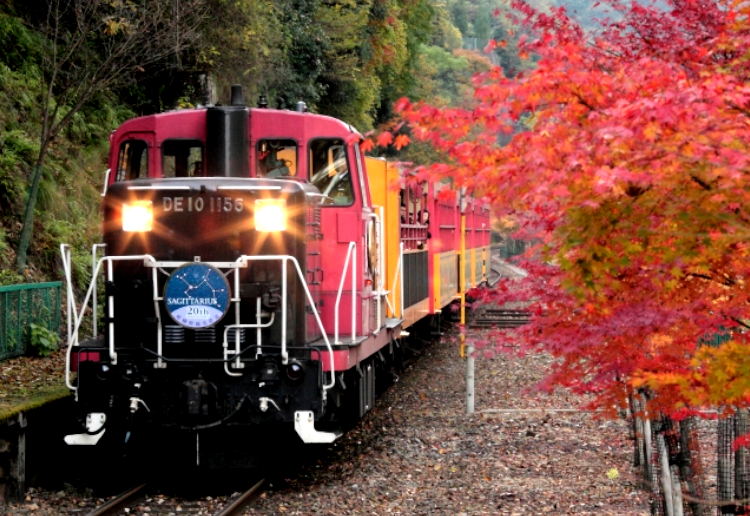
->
xmin=112 ymin=106 xmax=362 ymax=140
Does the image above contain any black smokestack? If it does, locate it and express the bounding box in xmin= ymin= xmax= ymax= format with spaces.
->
xmin=206 ymin=87 xmax=248 ymax=177
xmin=230 ymin=84 xmax=244 ymax=106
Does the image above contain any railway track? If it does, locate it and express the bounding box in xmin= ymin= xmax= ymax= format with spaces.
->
xmin=468 ymin=307 xmax=530 ymax=328
xmin=469 ymin=261 xmax=531 ymax=329
xmin=488 ymin=266 xmax=502 ymax=287
xmin=81 ymin=478 xmax=265 ymax=516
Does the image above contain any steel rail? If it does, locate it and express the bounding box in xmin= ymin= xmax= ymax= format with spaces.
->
xmin=215 ymin=478 xmax=266 ymax=516
xmin=488 ymin=266 xmax=502 ymax=287
xmin=84 ymin=483 xmax=147 ymax=516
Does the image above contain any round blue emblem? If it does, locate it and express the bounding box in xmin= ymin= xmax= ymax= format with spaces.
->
xmin=164 ymin=263 xmax=231 ymax=328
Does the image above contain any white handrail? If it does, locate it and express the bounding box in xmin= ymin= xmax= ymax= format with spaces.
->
xmin=91 ymin=244 xmax=106 ymax=339
xmin=221 ymin=311 xmax=275 ymax=377
xmin=106 ymin=259 xmax=115 ymax=365
xmin=388 ymin=243 xmax=404 ymax=319
xmin=60 ymin=249 xmax=338 ymax=395
xmin=60 ymin=245 xmax=73 ymax=344
xmin=236 ymin=254 xmax=337 ymax=392
xmin=256 ymin=297 xmax=262 ymax=358
xmin=282 ymin=257 xmax=288 ymax=363
xmin=60 ymin=247 xmax=156 ymax=393
xmin=383 ymin=287 xmax=395 ymax=317
xmin=399 ymin=242 xmax=404 ymax=318
xmin=352 ymin=246 xmax=357 ymax=343
xmin=371 ymin=209 xmax=385 ymax=334
xmin=334 ymin=242 xmax=357 ymax=345
xmin=149 ymin=260 xmax=164 ymax=369
xmin=100 ymin=168 xmax=110 ymax=197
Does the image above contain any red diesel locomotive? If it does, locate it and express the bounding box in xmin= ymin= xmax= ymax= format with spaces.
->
xmin=61 ymin=86 xmax=491 ymax=467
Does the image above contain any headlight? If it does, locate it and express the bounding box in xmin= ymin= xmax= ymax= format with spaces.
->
xmin=122 ymin=201 xmax=153 ymax=232
xmin=255 ymin=199 xmax=287 ymax=231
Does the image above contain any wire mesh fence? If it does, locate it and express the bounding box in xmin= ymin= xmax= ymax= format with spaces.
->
xmin=496 ymin=237 xmax=527 ymax=260
xmin=0 ymin=282 xmax=62 ymax=361
xmin=630 ymin=394 xmax=750 ymax=516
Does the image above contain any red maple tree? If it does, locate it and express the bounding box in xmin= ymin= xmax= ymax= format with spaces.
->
xmin=394 ymin=0 xmax=750 ymax=416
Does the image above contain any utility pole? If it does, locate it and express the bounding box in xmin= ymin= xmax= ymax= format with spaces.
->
xmin=460 ymin=189 xmax=473 ymax=414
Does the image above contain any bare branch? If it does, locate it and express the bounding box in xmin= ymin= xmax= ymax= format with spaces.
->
xmin=42 ymin=0 xmax=206 ymax=151
xmin=16 ymin=0 xmax=207 ymax=269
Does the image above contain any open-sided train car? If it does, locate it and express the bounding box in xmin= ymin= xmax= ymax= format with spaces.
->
xmin=61 ymin=87 xmax=490 ymax=467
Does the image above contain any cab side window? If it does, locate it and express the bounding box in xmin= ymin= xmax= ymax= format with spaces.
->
xmin=116 ymin=140 xmax=148 ymax=182
xmin=257 ymin=140 xmax=297 ymax=178
xmin=163 ymin=140 xmax=203 ymax=178
xmin=309 ymin=139 xmax=353 ymax=206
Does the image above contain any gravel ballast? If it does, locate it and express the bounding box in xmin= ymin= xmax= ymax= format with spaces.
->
xmin=246 ymin=328 xmax=650 ymax=515
xmin=4 ymin=326 xmax=650 ymax=515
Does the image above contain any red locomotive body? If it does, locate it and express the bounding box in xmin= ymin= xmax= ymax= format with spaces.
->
xmin=61 ymin=87 xmax=490 ymax=467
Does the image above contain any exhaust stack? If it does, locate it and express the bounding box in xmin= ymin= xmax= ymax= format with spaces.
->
xmin=206 ymin=85 xmax=248 ymax=177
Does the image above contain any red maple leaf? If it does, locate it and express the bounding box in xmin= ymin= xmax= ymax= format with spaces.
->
xmin=390 ymin=0 xmax=750 ymax=416
xmin=360 ymin=138 xmax=374 ymax=153
xmin=376 ymin=131 xmax=394 ymax=148
xmin=394 ymin=134 xmax=410 ymax=150
xmin=393 ymin=97 xmax=412 ymax=113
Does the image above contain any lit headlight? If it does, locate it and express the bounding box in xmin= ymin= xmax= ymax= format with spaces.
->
xmin=122 ymin=201 xmax=153 ymax=232
xmin=255 ymin=199 xmax=287 ymax=231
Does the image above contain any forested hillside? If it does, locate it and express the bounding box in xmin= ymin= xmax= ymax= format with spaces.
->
xmin=0 ymin=0 xmax=588 ymax=282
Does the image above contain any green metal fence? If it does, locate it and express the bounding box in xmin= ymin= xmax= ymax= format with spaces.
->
xmin=0 ymin=282 xmax=62 ymax=361
xmin=497 ymin=237 xmax=527 ymax=260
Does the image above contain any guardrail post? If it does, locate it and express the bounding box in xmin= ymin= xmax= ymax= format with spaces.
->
xmin=0 ymin=412 xmax=27 ymax=503
xmin=10 ymin=413 xmax=25 ymax=501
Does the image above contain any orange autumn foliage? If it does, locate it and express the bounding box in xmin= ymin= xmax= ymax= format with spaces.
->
xmin=387 ymin=0 xmax=750 ymax=415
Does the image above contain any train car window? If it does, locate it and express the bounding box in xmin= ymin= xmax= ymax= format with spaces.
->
xmin=419 ymin=183 xmax=430 ymax=225
xmin=400 ymin=190 xmax=416 ymax=224
xmin=162 ymin=140 xmax=203 ymax=178
xmin=116 ymin=140 xmax=148 ymax=182
xmin=257 ymin=140 xmax=297 ymax=178
xmin=309 ymin=139 xmax=354 ymax=206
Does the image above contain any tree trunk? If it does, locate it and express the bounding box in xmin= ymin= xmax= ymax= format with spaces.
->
xmin=679 ymin=417 xmax=703 ymax=516
xmin=643 ymin=397 xmax=654 ymax=488
xmin=14 ymin=163 xmax=44 ymax=271
xmin=658 ymin=431 xmax=676 ymax=516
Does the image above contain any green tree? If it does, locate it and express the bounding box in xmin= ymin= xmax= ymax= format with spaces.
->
xmin=491 ymin=12 xmax=527 ymax=77
xmin=450 ymin=0 xmax=470 ymax=35
xmin=196 ymin=0 xmax=285 ymax=104
xmin=372 ymin=0 xmax=435 ymax=125
xmin=473 ymin=2 xmax=492 ymax=41
xmin=13 ymin=0 xmax=203 ymax=271
xmin=431 ymin=1 xmax=464 ymax=50
xmin=314 ymin=0 xmax=374 ymax=126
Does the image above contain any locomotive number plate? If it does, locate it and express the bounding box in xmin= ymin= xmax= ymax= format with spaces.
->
xmin=164 ymin=263 xmax=231 ymax=328
xmin=162 ymin=196 xmax=244 ymax=213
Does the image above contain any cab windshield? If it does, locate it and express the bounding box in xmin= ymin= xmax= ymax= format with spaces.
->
xmin=309 ymin=139 xmax=353 ymax=206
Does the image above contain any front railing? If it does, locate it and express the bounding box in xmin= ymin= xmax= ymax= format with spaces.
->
xmin=60 ymin=245 xmax=337 ymax=396
xmin=0 ymin=282 xmax=62 ymax=361
xmin=334 ymin=242 xmax=357 ymax=345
